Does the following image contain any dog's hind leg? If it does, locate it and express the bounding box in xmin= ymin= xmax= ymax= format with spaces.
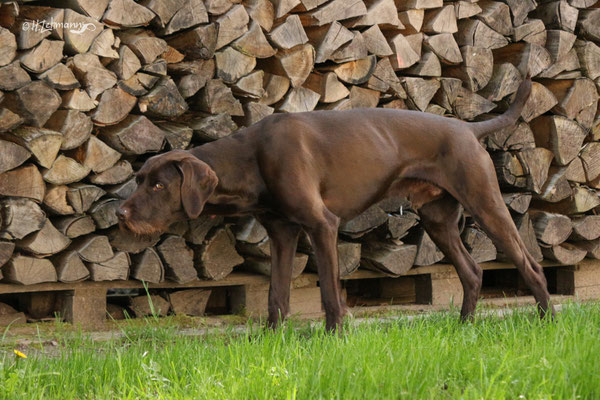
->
xmin=258 ymin=215 xmax=302 ymax=329
xmin=418 ymin=194 xmax=483 ymax=320
xmin=447 ymin=152 xmax=554 ymax=318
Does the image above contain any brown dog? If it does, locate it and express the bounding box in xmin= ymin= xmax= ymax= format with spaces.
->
xmin=118 ymin=77 xmax=553 ymax=330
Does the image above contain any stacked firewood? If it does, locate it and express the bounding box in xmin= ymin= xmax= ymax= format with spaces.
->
xmin=0 ymin=0 xmax=599 ymax=286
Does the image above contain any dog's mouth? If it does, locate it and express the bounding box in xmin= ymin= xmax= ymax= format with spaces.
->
xmin=119 ymin=219 xmax=167 ymax=237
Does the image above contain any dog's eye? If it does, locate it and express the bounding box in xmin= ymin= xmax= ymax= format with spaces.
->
xmin=153 ymin=183 xmax=164 ymax=192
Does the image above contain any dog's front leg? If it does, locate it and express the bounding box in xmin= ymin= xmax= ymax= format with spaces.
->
xmin=258 ymin=215 xmax=302 ymax=329
xmin=305 ymin=213 xmax=345 ymax=332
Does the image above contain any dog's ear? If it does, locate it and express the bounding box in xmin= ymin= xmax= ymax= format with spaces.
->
xmin=176 ymin=157 xmax=218 ymax=219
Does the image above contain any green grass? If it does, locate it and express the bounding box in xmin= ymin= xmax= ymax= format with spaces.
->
xmin=2 ymin=303 xmax=600 ymax=399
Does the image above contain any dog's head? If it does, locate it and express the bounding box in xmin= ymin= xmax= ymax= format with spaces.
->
xmin=117 ymin=150 xmax=218 ymax=235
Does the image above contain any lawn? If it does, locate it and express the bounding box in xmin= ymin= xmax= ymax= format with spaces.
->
xmin=1 ymin=303 xmax=600 ymax=400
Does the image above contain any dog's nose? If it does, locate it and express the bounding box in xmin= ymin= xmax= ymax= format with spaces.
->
xmin=117 ymin=207 xmax=130 ymax=221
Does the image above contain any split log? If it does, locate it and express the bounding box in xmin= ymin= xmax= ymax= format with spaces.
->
xmin=53 ymin=250 xmax=89 ymax=283
xmin=503 ymin=193 xmax=532 ymax=214
xmin=216 ymin=5 xmax=249 ymax=50
xmin=493 ymin=151 xmax=527 ymax=190
xmin=157 ymin=235 xmax=198 ymax=283
xmin=0 ymin=108 xmax=23 ymax=133
xmin=367 ymin=58 xmax=405 ymax=97
xmin=0 ymin=61 xmax=31 ymax=91
xmin=43 ymin=155 xmax=90 ymax=185
xmin=166 ymin=24 xmax=217 ymax=60
xmin=130 ymin=294 xmax=170 ymax=317
xmin=159 ymin=0 xmax=208 ymax=36
xmin=462 ymin=226 xmax=497 ymax=263
xmin=444 ymin=46 xmax=492 ymax=92
xmin=0 ymin=241 xmax=15 ymax=268
xmin=570 ymin=215 xmax=600 ymax=241
xmin=542 ymin=243 xmax=586 ymax=265
xmin=536 ymin=167 xmax=572 ymax=203
xmin=268 ymin=15 xmax=308 ymax=49
xmin=331 ymin=31 xmax=368 ymax=63
xmin=88 ymin=251 xmax=130 ymax=281
xmin=103 ymin=0 xmax=154 ymax=28
xmin=1 ymin=126 xmax=62 ymax=169
xmin=89 ymin=198 xmax=121 ymax=229
xmin=574 ymin=239 xmax=600 ymax=259
xmin=520 ymin=82 xmax=558 ymax=122
xmin=245 ymin=0 xmax=274 ymax=31
xmin=349 ymin=86 xmax=380 ymax=108
xmin=194 ymin=228 xmax=244 ymax=280
xmin=431 ymin=77 xmax=461 ymax=112
xmin=422 ymin=5 xmax=457 ymax=34
xmin=530 ymin=115 xmax=586 ymax=166
xmin=116 ymin=29 xmax=167 ymax=64
xmin=534 ymin=1 xmax=578 ymax=33
xmin=399 ymin=9 xmax=424 ymax=32
xmin=258 ymin=73 xmax=290 ymax=105
xmin=99 ymin=115 xmax=165 ymax=155
xmin=279 ymin=87 xmax=320 ymax=113
xmin=299 ymin=0 xmax=367 ymax=26
xmin=406 ymin=229 xmax=444 ymax=266
xmin=137 ymin=77 xmax=187 ymax=118
xmin=517 ymin=147 xmax=554 ymax=194
xmin=303 ymin=73 xmax=349 ymax=104
xmin=179 ymin=217 xmax=220 ymax=248
xmin=575 ymin=40 xmax=600 ymax=80
xmin=535 ymin=186 xmax=600 ymax=214
xmin=72 ymin=234 xmax=114 ymax=263
xmin=169 ymin=60 xmax=215 ymax=98
xmin=108 ymin=227 xmax=160 ymax=254
xmin=362 ymin=241 xmax=417 ymax=276
xmin=424 ymin=33 xmax=462 ymax=65
xmin=74 ymin=136 xmax=121 ymax=174
xmin=244 ymin=253 xmax=308 ymax=279
xmin=131 ymin=247 xmax=164 ymax=284
xmin=306 ymin=22 xmax=353 ymax=63
xmin=61 ymin=89 xmax=97 ymax=111
xmin=0 ymin=140 xmax=31 ymax=173
xmin=513 ymin=19 xmax=547 ymax=46
xmin=92 ymin=87 xmax=138 ymax=126
xmin=3 ymin=254 xmax=56 ymax=285
xmin=45 ymin=111 xmax=92 ymax=151
xmin=580 ymin=142 xmax=600 ymax=183
xmin=565 ymin=157 xmax=586 ymax=183
xmin=89 ymin=29 xmax=119 ymax=59
xmin=107 ymin=177 xmax=137 ymax=200
xmin=530 ymin=210 xmax=572 ymax=246
xmin=196 ymin=79 xmax=244 ymax=116
xmin=362 ymin=25 xmax=393 ymax=57
xmin=2 ymin=81 xmax=61 ymax=127
xmin=0 ymin=164 xmax=45 ymax=202
xmin=215 ymin=47 xmax=256 ymax=83
xmin=242 ymin=102 xmax=274 ymax=125
xmin=232 ymin=21 xmax=276 ymax=58
xmin=486 ymin=121 xmax=535 ymax=152
xmin=478 ymin=63 xmax=521 ymax=102
xmin=404 ymin=77 xmax=441 ymax=112
xmin=384 ymin=212 xmax=419 ymax=240
xmin=169 ymin=289 xmax=211 ymax=316
xmin=0 ymin=27 xmax=16 ymax=66
xmin=43 ymin=185 xmax=75 ymax=215
xmin=404 ymin=51 xmax=441 ymax=77
xmin=66 ymin=183 xmax=105 ymax=214
xmin=20 ymin=39 xmax=64 ymax=74
xmin=387 ymin=33 xmax=420 ymax=70
xmin=456 ymin=19 xmax=508 ymax=50
xmin=54 ymin=215 xmax=96 ymax=239
xmin=90 ymin=160 xmax=133 ymax=185
xmin=61 ymin=9 xmax=102 ymax=54
xmin=504 ymin=0 xmax=536 ymax=26
xmin=0 ymin=198 xmax=46 ymax=240
xmin=190 ymin=113 xmax=238 ymax=142
xmin=260 ymin=44 xmax=314 ymax=87
xmin=233 ymin=70 xmax=265 ymax=99
xmin=108 ymin=45 xmax=141 ymax=81
xmin=339 ymin=205 xmax=388 ymax=238
xmin=16 ymin=219 xmax=70 ymax=257
xmin=510 ymin=212 xmax=543 ymax=262
xmin=545 ymin=30 xmax=577 ymax=63
xmin=476 ymin=0 xmax=513 ymax=36
xmin=493 ymin=43 xmax=552 ymax=78
xmin=543 ymin=78 xmax=599 ymax=121
xmin=69 ymin=53 xmax=118 ymax=100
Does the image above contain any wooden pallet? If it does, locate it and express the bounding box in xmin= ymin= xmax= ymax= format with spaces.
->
xmin=1 ymin=260 xmax=599 ymax=329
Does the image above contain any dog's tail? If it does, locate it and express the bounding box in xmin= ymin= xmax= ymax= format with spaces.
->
xmin=469 ymin=75 xmax=532 ymax=140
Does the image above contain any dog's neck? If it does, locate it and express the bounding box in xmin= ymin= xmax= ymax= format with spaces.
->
xmin=189 ymin=137 xmax=265 ymax=215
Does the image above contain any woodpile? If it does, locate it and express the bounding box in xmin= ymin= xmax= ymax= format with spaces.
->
xmin=0 ymin=0 xmax=599 ymax=304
